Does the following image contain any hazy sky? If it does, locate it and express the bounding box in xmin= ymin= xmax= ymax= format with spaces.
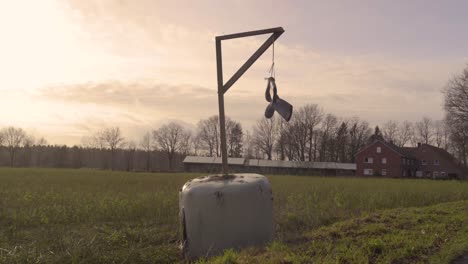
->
xmin=1 ymin=0 xmax=467 ymax=145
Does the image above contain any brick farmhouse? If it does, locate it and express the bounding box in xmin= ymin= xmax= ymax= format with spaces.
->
xmin=355 ymin=139 xmax=466 ymax=179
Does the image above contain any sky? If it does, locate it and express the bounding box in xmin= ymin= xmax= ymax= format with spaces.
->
xmin=1 ymin=0 xmax=467 ymax=145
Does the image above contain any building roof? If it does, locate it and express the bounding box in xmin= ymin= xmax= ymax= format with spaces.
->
xmin=357 ymin=139 xmax=464 ymax=167
xmin=355 ymin=139 xmax=416 ymax=158
xmin=403 ymin=144 xmax=457 ymax=163
xmin=184 ymin=156 xmax=356 ymax=171
xmin=183 ymin=156 xmax=245 ymax=165
xmin=246 ymin=160 xmax=356 ymax=170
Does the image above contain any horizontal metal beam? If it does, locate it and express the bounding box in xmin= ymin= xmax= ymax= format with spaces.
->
xmin=220 ymin=31 xmax=283 ymax=94
xmin=216 ymin=27 xmax=284 ymax=41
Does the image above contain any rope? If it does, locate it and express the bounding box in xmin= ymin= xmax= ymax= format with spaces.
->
xmin=268 ymin=42 xmax=275 ymax=78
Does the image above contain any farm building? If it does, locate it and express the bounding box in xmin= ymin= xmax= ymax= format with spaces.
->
xmin=182 ymin=156 xmax=245 ymax=173
xmin=355 ymin=140 xmax=418 ymax=177
xmin=356 ymin=139 xmax=467 ymax=179
xmin=183 ymin=156 xmax=356 ymax=176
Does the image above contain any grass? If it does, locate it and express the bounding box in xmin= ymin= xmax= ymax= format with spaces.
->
xmin=0 ymin=168 xmax=467 ymax=263
xmin=206 ymin=201 xmax=468 ymax=263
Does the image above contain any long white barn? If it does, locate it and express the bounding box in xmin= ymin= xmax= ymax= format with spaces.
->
xmin=183 ymin=156 xmax=356 ymax=176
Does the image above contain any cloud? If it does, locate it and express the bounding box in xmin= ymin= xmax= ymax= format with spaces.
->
xmin=41 ymin=81 xmax=214 ymax=106
xmin=37 ymin=80 xmax=267 ymax=141
xmin=2 ymin=0 xmax=464 ymax=146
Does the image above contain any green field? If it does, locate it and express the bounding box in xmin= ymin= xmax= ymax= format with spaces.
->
xmin=0 ymin=168 xmax=467 ymax=263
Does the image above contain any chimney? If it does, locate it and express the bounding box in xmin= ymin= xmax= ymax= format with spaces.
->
xmin=417 ymin=142 xmax=421 ymax=148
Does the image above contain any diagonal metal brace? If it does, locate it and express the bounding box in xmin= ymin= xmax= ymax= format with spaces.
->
xmin=217 ymin=27 xmax=284 ymax=95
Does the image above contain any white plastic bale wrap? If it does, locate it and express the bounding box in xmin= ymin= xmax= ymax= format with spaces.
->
xmin=179 ymin=173 xmax=274 ymax=259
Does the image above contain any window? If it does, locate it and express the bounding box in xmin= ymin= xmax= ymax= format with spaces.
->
xmin=381 ymin=169 xmax=387 ymax=176
xmin=416 ymin=171 xmax=423 ymax=177
xmin=364 ymin=169 xmax=373 ymax=175
xmin=381 ymin=158 xmax=387 ymax=164
xmin=441 ymin=172 xmax=446 ymax=177
xmin=377 ymin=147 xmax=381 ymax=153
xmin=433 ymin=171 xmax=439 ymax=178
xmin=402 ymin=159 xmax=406 ymax=165
xmin=434 ymin=160 xmax=440 ymax=165
xmin=421 ymin=160 xmax=427 ymax=165
xmin=364 ymin=157 xmax=373 ymax=163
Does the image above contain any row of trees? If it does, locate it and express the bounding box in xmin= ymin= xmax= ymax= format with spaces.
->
xmin=244 ymin=106 xmax=454 ymax=163
xmin=0 ymin=111 xmax=463 ymax=171
xmin=1 ymin=64 xmax=467 ymax=170
xmin=0 ymin=127 xmax=47 ymax=167
xmin=81 ymin=126 xmax=190 ymax=171
xmin=0 ymin=127 xmax=184 ymax=171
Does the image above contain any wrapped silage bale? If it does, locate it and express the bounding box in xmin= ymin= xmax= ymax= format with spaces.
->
xmin=179 ymin=173 xmax=274 ymax=259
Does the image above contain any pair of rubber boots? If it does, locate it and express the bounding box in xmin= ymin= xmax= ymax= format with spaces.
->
xmin=264 ymin=77 xmax=293 ymax=122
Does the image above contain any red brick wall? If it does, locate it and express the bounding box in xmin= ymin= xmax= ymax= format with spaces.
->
xmin=412 ymin=145 xmax=463 ymax=178
xmin=356 ymin=141 xmax=464 ymax=179
xmin=356 ymin=141 xmax=404 ymax=177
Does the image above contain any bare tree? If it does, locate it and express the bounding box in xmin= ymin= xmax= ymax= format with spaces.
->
xmin=443 ymin=65 xmax=468 ymax=166
xmin=197 ymin=116 xmax=220 ymax=157
xmin=243 ymin=130 xmax=255 ymax=159
xmin=227 ymin=121 xmax=243 ymax=157
xmin=100 ymin=127 xmax=125 ymax=170
xmin=252 ymin=117 xmax=278 ymax=160
xmin=178 ymin=130 xmax=192 ymax=157
xmin=382 ymin=120 xmax=399 ymax=144
xmin=415 ymin=117 xmax=433 ymax=145
xmin=335 ymin=121 xmax=349 ymax=162
xmin=139 ymin=132 xmax=153 ymax=171
xmin=285 ymin=105 xmax=322 ymax=161
xmin=243 ymin=130 xmax=263 ymax=159
xmin=300 ymin=104 xmax=323 ymax=161
xmin=288 ymin=120 xmax=306 ymax=161
xmin=2 ymin=127 xmax=26 ymax=166
xmin=318 ymin=113 xmax=339 ymax=162
xmin=196 ymin=115 xmax=242 ymax=157
xmin=396 ymin=121 xmax=413 ymax=147
xmin=440 ymin=119 xmax=451 ymax=151
xmin=275 ymin=118 xmax=293 ymax=160
xmin=153 ymin=122 xmax=191 ymax=171
xmin=190 ymin=134 xmax=202 ymax=156
xmin=443 ymin=66 xmax=468 ymax=124
xmin=446 ymin=115 xmax=468 ymax=166
xmin=433 ymin=120 xmax=444 ymax=148
xmin=348 ymin=118 xmax=372 ymax=162
xmin=81 ymin=133 xmax=105 ymax=149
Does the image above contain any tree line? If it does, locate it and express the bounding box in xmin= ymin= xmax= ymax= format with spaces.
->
xmin=0 ymin=65 xmax=467 ymax=171
xmin=0 ymin=112 xmax=462 ymax=171
xmin=0 ymin=127 xmax=185 ymax=171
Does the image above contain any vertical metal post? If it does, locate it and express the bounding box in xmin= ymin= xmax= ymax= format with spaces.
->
xmin=216 ymin=40 xmax=229 ymax=175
